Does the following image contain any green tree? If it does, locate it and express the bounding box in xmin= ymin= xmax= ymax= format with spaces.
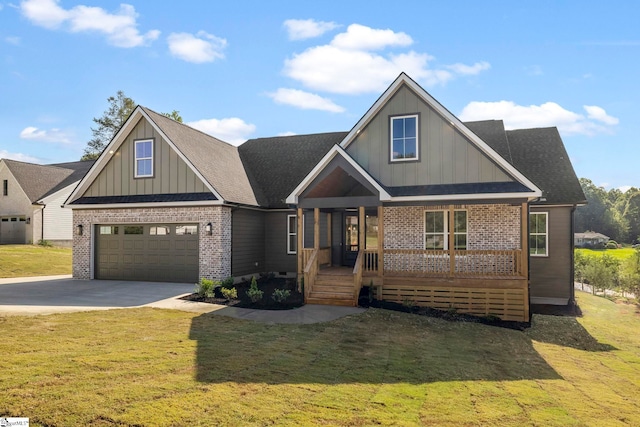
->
xmin=161 ymin=110 xmax=183 ymax=123
xmin=620 ymin=248 xmax=640 ymax=298
xmin=81 ymin=91 xmax=136 ymax=161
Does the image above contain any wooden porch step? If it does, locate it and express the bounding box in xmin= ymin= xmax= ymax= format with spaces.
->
xmin=312 ymin=283 xmax=354 ymax=294
xmin=306 ymin=296 xmax=356 ymax=307
xmin=315 ymin=276 xmax=353 ymax=287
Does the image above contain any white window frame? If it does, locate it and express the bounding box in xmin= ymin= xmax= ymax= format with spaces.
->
xmin=134 ymin=139 xmax=154 ymax=178
xmin=287 ymin=214 xmax=297 ymax=254
xmin=390 ymin=114 xmax=419 ymax=162
xmin=424 ymin=210 xmax=467 ymax=250
xmin=530 ymin=212 xmax=548 ymax=257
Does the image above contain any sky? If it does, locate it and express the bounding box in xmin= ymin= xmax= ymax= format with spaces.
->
xmin=1 ymin=0 xmax=638 ymax=191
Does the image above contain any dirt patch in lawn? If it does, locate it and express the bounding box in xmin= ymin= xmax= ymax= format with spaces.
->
xmin=181 ymin=277 xmax=303 ymax=310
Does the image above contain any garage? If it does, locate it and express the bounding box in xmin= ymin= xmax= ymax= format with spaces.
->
xmin=0 ymin=216 xmax=26 ymax=244
xmin=95 ymin=223 xmax=199 ymax=283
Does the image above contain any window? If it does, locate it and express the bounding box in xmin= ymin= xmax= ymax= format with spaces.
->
xmin=124 ymin=226 xmax=144 ymax=235
xmin=150 ymin=226 xmax=170 ymax=236
xmin=134 ymin=139 xmax=153 ymax=178
xmin=530 ymin=212 xmax=548 ymax=256
xmin=287 ymin=215 xmax=297 ymax=254
xmin=424 ymin=210 xmax=467 ymax=250
xmin=390 ymin=114 xmax=418 ymax=161
xmin=176 ymin=225 xmax=198 ymax=235
xmin=2 ymin=179 xmax=7 ymax=196
xmin=99 ymin=226 xmax=119 ymax=235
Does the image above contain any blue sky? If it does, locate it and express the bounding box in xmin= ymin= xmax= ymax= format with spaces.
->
xmin=1 ymin=0 xmax=638 ymax=190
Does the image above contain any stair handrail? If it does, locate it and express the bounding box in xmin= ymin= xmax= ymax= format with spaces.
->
xmin=303 ymin=248 xmax=319 ymax=302
xmin=353 ymin=250 xmax=364 ymax=303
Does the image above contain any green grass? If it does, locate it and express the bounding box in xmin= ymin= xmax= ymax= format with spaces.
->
xmin=0 ymin=244 xmax=72 ymax=278
xmin=576 ymin=247 xmax=637 ymax=261
xmin=1 ymin=292 xmax=639 ymax=426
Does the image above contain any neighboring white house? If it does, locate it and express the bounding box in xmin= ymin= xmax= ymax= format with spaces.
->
xmin=574 ymin=231 xmax=610 ymax=248
xmin=0 ymin=159 xmax=93 ymax=246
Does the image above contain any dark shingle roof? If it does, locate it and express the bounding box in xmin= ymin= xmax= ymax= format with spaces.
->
xmin=238 ymin=132 xmax=348 ymax=208
xmin=141 ymin=107 xmax=258 ymax=206
xmin=505 ymin=127 xmax=586 ymax=204
xmin=40 ymin=160 xmax=95 ymax=199
xmin=72 ymin=193 xmax=217 ymax=205
xmin=463 ymin=120 xmax=585 ymax=204
xmin=385 ymin=181 xmax=532 ymax=197
xmin=3 ymin=160 xmax=72 ymax=203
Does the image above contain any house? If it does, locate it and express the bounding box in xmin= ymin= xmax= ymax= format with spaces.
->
xmin=0 ymin=159 xmax=94 ymax=246
xmin=574 ymin=231 xmax=610 ymax=248
xmin=65 ymin=73 xmax=585 ymax=321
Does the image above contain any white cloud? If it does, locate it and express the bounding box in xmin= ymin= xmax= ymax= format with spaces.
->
xmin=20 ymin=0 xmax=159 ymax=47
xmin=330 ymin=23 xmax=412 ymax=51
xmin=618 ymin=185 xmax=632 ymax=193
xmin=0 ymin=150 xmax=40 ymax=163
xmin=278 ymin=131 xmax=297 ymax=137
xmin=186 ymin=117 xmax=255 ymax=146
xmin=283 ymin=24 xmax=490 ymax=95
xmin=19 ymin=126 xmax=72 ymax=144
xmin=268 ymin=88 xmax=345 ymax=113
xmin=447 ymin=61 xmax=491 ymax=75
xmin=167 ymin=31 xmax=226 ymax=63
xmin=459 ymin=101 xmax=619 ymax=136
xmin=4 ymin=36 xmax=21 ymax=45
xmin=584 ymin=105 xmax=619 ymax=125
xmin=283 ymin=19 xmax=338 ymax=40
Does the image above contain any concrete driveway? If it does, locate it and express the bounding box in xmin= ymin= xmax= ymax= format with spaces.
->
xmin=0 ymin=276 xmax=210 ymax=316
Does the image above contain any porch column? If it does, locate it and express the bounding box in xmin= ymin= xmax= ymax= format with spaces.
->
xmin=378 ymin=205 xmax=384 ymax=277
xmin=327 ymin=212 xmax=332 ymax=266
xmin=314 ymin=208 xmax=320 ymax=251
xmin=448 ymin=204 xmax=455 ymax=276
xmin=359 ymin=206 xmax=365 ymax=251
xmin=297 ymin=208 xmax=303 ymax=289
xmin=521 ymin=202 xmax=529 ymax=278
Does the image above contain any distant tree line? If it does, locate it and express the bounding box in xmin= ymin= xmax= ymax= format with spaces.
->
xmin=575 ymin=178 xmax=640 ymax=244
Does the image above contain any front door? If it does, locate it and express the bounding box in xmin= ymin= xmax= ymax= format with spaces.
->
xmin=343 ymin=214 xmax=359 ymax=267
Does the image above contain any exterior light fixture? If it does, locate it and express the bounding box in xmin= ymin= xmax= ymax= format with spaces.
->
xmin=205 ymin=222 xmax=213 ymax=235
xmin=76 ymin=224 xmax=83 ymax=236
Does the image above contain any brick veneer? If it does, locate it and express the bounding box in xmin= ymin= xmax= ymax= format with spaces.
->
xmin=72 ymin=206 xmax=232 ymax=280
xmin=383 ymin=204 xmax=520 ymax=250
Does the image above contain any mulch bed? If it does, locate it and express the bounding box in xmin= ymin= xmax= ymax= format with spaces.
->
xmin=181 ymin=276 xmax=304 ymax=310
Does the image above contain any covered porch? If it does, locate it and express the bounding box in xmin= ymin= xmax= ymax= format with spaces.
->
xmin=297 ymin=203 xmax=530 ymax=322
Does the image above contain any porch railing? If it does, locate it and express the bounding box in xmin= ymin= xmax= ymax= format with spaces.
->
xmin=303 ymin=249 xmax=319 ymax=301
xmin=353 ymin=250 xmax=364 ymax=302
xmin=302 ymin=247 xmax=331 ymax=268
xmin=363 ymin=248 xmax=378 ymax=275
xmin=383 ymin=249 xmax=523 ymax=277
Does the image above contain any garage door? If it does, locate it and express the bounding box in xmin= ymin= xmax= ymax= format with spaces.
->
xmin=0 ymin=216 xmax=26 ymax=244
xmin=95 ymin=224 xmax=199 ymax=283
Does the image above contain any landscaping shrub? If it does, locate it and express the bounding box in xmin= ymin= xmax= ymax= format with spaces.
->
xmin=195 ymin=278 xmax=218 ymax=298
xmin=37 ymin=240 xmax=53 ymax=247
xmin=220 ymin=276 xmax=234 ymax=289
xmin=606 ymin=241 xmax=619 ymax=249
xmin=220 ymin=287 xmax=238 ymax=300
xmin=246 ymin=276 xmax=263 ymax=302
xmin=271 ymin=288 xmax=290 ymax=303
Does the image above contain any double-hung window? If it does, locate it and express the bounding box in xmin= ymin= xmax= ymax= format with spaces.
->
xmin=390 ymin=114 xmax=418 ymax=161
xmin=424 ymin=210 xmax=467 ymax=250
xmin=134 ymin=139 xmax=153 ymax=178
xmin=2 ymin=179 xmax=7 ymax=196
xmin=287 ymin=215 xmax=297 ymax=254
xmin=529 ymin=212 xmax=548 ymax=256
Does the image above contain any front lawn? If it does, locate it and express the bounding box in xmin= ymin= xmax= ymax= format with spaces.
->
xmin=1 ymin=292 xmax=639 ymax=425
xmin=576 ymin=247 xmax=637 ymax=261
xmin=0 ymin=244 xmax=72 ymax=278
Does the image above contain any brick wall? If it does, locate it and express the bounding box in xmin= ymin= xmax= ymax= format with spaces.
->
xmin=72 ymin=206 xmax=232 ymax=280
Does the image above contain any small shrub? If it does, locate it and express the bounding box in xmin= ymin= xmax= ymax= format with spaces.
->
xmin=260 ymin=271 xmax=276 ymax=280
xmin=195 ymin=278 xmax=217 ymax=298
xmin=220 ymin=287 xmax=238 ymax=300
xmin=246 ymin=276 xmax=263 ymax=302
xmin=220 ymin=276 xmax=235 ymax=289
xmin=272 ymin=288 xmax=291 ymax=303
xmin=37 ymin=240 xmax=53 ymax=247
xmin=606 ymin=241 xmax=618 ymax=249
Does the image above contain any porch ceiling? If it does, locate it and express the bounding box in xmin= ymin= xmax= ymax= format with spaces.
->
xmin=304 ymin=167 xmax=375 ymax=199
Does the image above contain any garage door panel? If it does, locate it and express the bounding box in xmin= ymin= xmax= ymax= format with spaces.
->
xmin=95 ymin=223 xmax=199 ymax=283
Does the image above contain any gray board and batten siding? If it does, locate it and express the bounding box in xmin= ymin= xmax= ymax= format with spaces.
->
xmin=83 ymin=117 xmax=209 ymax=198
xmin=231 ymin=208 xmax=266 ymax=277
xmin=529 ymin=206 xmax=574 ymax=304
xmin=345 ymin=84 xmax=513 ymax=188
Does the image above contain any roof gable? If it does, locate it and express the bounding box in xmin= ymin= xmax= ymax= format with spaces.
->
xmin=339 ymin=73 xmax=542 ymax=198
xmin=2 ymin=159 xmax=74 ymax=203
xmin=68 ymin=107 xmax=258 ymax=206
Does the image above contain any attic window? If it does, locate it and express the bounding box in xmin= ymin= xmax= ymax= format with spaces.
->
xmin=390 ymin=114 xmax=418 ymax=162
xmin=134 ymin=139 xmax=154 ymax=178
xmin=2 ymin=179 xmax=7 ymax=196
